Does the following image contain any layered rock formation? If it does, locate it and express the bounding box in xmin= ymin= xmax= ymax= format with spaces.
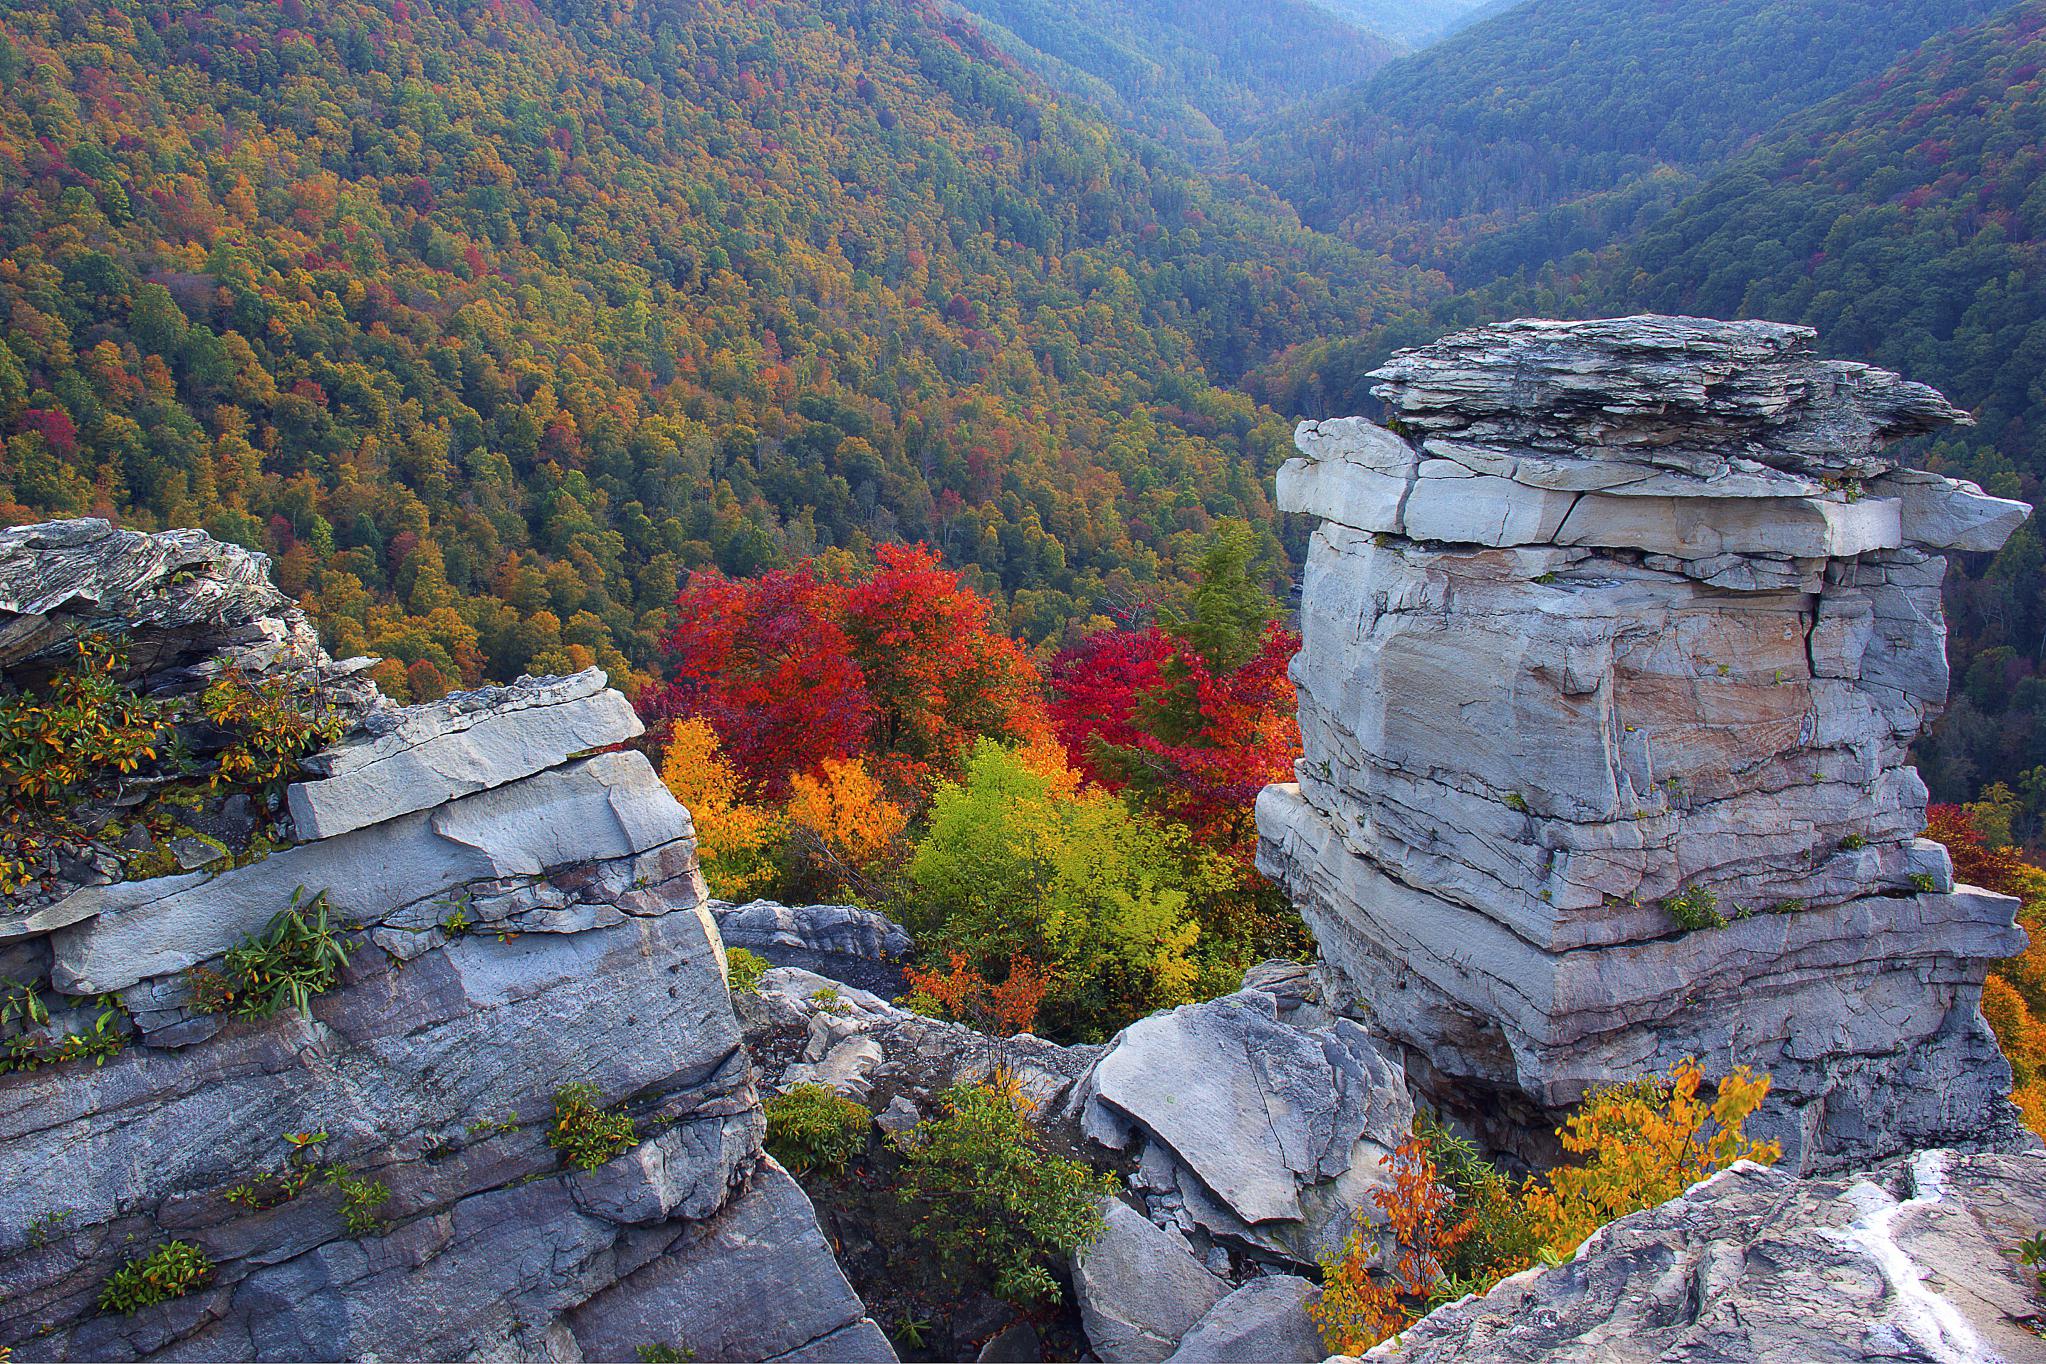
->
xmin=1258 ymin=317 xmax=2034 ymax=1170
xmin=1366 ymin=1149 xmax=2046 ymax=1363
xmin=0 ymin=521 xmax=888 ymax=1362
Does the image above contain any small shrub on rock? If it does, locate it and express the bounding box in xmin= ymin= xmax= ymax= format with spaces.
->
xmin=188 ymin=889 xmax=352 ymax=1018
xmin=765 ymin=1083 xmax=870 ymax=1176
xmin=1662 ymin=885 xmax=1724 ymax=931
xmin=549 ymin=1082 xmax=638 ymax=1170
xmin=0 ymin=637 xmax=167 ymax=892
xmin=724 ymin=946 xmax=768 ymax=996
xmin=898 ymin=1079 xmax=1115 ymax=1306
xmin=98 ymin=1240 xmax=213 ymax=1314
xmin=200 ymin=670 xmax=341 ymax=790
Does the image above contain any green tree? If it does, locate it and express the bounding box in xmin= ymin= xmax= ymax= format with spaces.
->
xmin=907 ymin=741 xmax=1212 ymax=1038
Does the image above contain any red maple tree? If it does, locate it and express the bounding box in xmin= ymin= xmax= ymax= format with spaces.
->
xmin=644 ymin=544 xmax=1046 ymax=797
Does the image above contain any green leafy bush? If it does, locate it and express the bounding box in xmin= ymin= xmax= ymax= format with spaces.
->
xmin=1662 ymin=885 xmax=1725 ymax=932
xmin=724 ymin=947 xmax=768 ymax=995
xmin=327 ymin=1166 xmax=392 ymax=1235
xmin=187 ymin=889 xmax=352 ymax=1018
xmin=98 ymin=1240 xmax=214 ymax=1314
xmin=765 ymin=1084 xmax=870 ymax=1177
xmin=549 ymin=1082 xmax=638 ymax=1170
xmin=898 ymin=1080 xmax=1116 ymax=1305
xmin=906 ymin=741 xmax=1220 ymax=1040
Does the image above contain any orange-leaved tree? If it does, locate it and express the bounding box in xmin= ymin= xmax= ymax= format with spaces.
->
xmin=658 ymin=718 xmax=781 ymax=900
xmin=1311 ymin=1137 xmax=1472 ymax=1355
xmin=903 ymin=950 xmax=1054 ymax=1036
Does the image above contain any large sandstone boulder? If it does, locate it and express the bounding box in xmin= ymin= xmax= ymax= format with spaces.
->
xmin=1163 ymin=1275 xmax=1324 ymax=1364
xmin=1261 ymin=317 xmax=2034 ymax=1172
xmin=0 ymin=522 xmax=888 ymax=1363
xmin=1077 ymin=989 xmax=1412 ymax=1264
xmin=1366 ymin=1150 xmax=2046 ymax=1364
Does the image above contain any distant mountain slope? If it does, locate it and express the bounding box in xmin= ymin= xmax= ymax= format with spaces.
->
xmin=1243 ymin=0 xmax=2006 ymax=281
xmin=0 ymin=0 xmax=1442 ymax=698
xmin=1596 ymin=4 xmax=2045 ymax=468
xmin=1301 ymin=0 xmax=1493 ymax=47
xmin=940 ymin=0 xmax=1398 ymax=161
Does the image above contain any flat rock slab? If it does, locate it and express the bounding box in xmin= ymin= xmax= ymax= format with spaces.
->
xmin=1082 ymin=991 xmax=1411 ymax=1249
xmin=1372 ymin=1150 xmax=2046 ymax=1364
xmin=288 ymin=669 xmax=643 ymax=838
xmin=51 ymin=750 xmax=692 ymax=992
xmin=713 ymin=899 xmax=913 ymax=960
xmin=1073 ymin=1199 xmax=1228 ymax=1363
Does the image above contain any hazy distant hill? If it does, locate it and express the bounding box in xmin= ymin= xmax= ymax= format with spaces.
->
xmin=941 ymin=0 xmax=1398 ymax=161
xmin=1243 ymin=0 xmax=2007 ymax=281
xmin=1304 ymin=0 xmax=1495 ymax=47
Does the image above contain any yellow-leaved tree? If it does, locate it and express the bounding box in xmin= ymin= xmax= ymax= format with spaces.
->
xmin=1311 ymin=1058 xmax=1780 ymax=1357
xmin=1520 ymin=1058 xmax=1780 ymax=1260
xmin=658 ymin=719 xmax=781 ymax=900
xmin=784 ymin=756 xmax=910 ymax=873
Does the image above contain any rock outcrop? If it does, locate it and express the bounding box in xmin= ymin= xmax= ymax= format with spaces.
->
xmin=1258 ymin=317 xmax=2034 ymax=1170
xmin=1365 ymin=1149 xmax=2046 ymax=1364
xmin=0 ymin=521 xmax=888 ymax=1362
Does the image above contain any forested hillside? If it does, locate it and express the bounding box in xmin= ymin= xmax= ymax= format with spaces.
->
xmin=0 ymin=0 xmax=1443 ymax=703
xmin=938 ymin=0 xmax=1397 ymax=161
xmin=1243 ymin=0 xmax=2006 ymax=282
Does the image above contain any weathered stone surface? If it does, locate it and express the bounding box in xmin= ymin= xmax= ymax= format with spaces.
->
xmin=713 ymin=898 xmax=914 ymax=960
xmin=566 ymin=1161 xmax=890 ymax=1364
xmin=51 ymin=749 xmax=701 ymax=994
xmin=1162 ymin=1275 xmax=1323 ymax=1364
xmin=287 ymin=669 xmax=643 ymax=839
xmin=1079 ymin=990 xmax=1411 ymax=1262
xmin=0 ymin=520 xmax=880 ymax=1363
xmin=1366 ymin=316 xmax=1967 ymax=479
xmin=1260 ymin=783 xmax=2027 ymax=1170
xmin=737 ymin=965 xmax=1103 ymax=1118
xmin=1073 ymin=1199 xmax=1229 ymax=1363
xmin=1874 ymin=467 xmax=2035 ymax=552
xmin=1262 ymin=317 xmax=2035 ymax=1172
xmin=1369 ymin=1150 xmax=2046 ymax=1364
xmin=0 ymin=518 xmax=360 ymax=690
